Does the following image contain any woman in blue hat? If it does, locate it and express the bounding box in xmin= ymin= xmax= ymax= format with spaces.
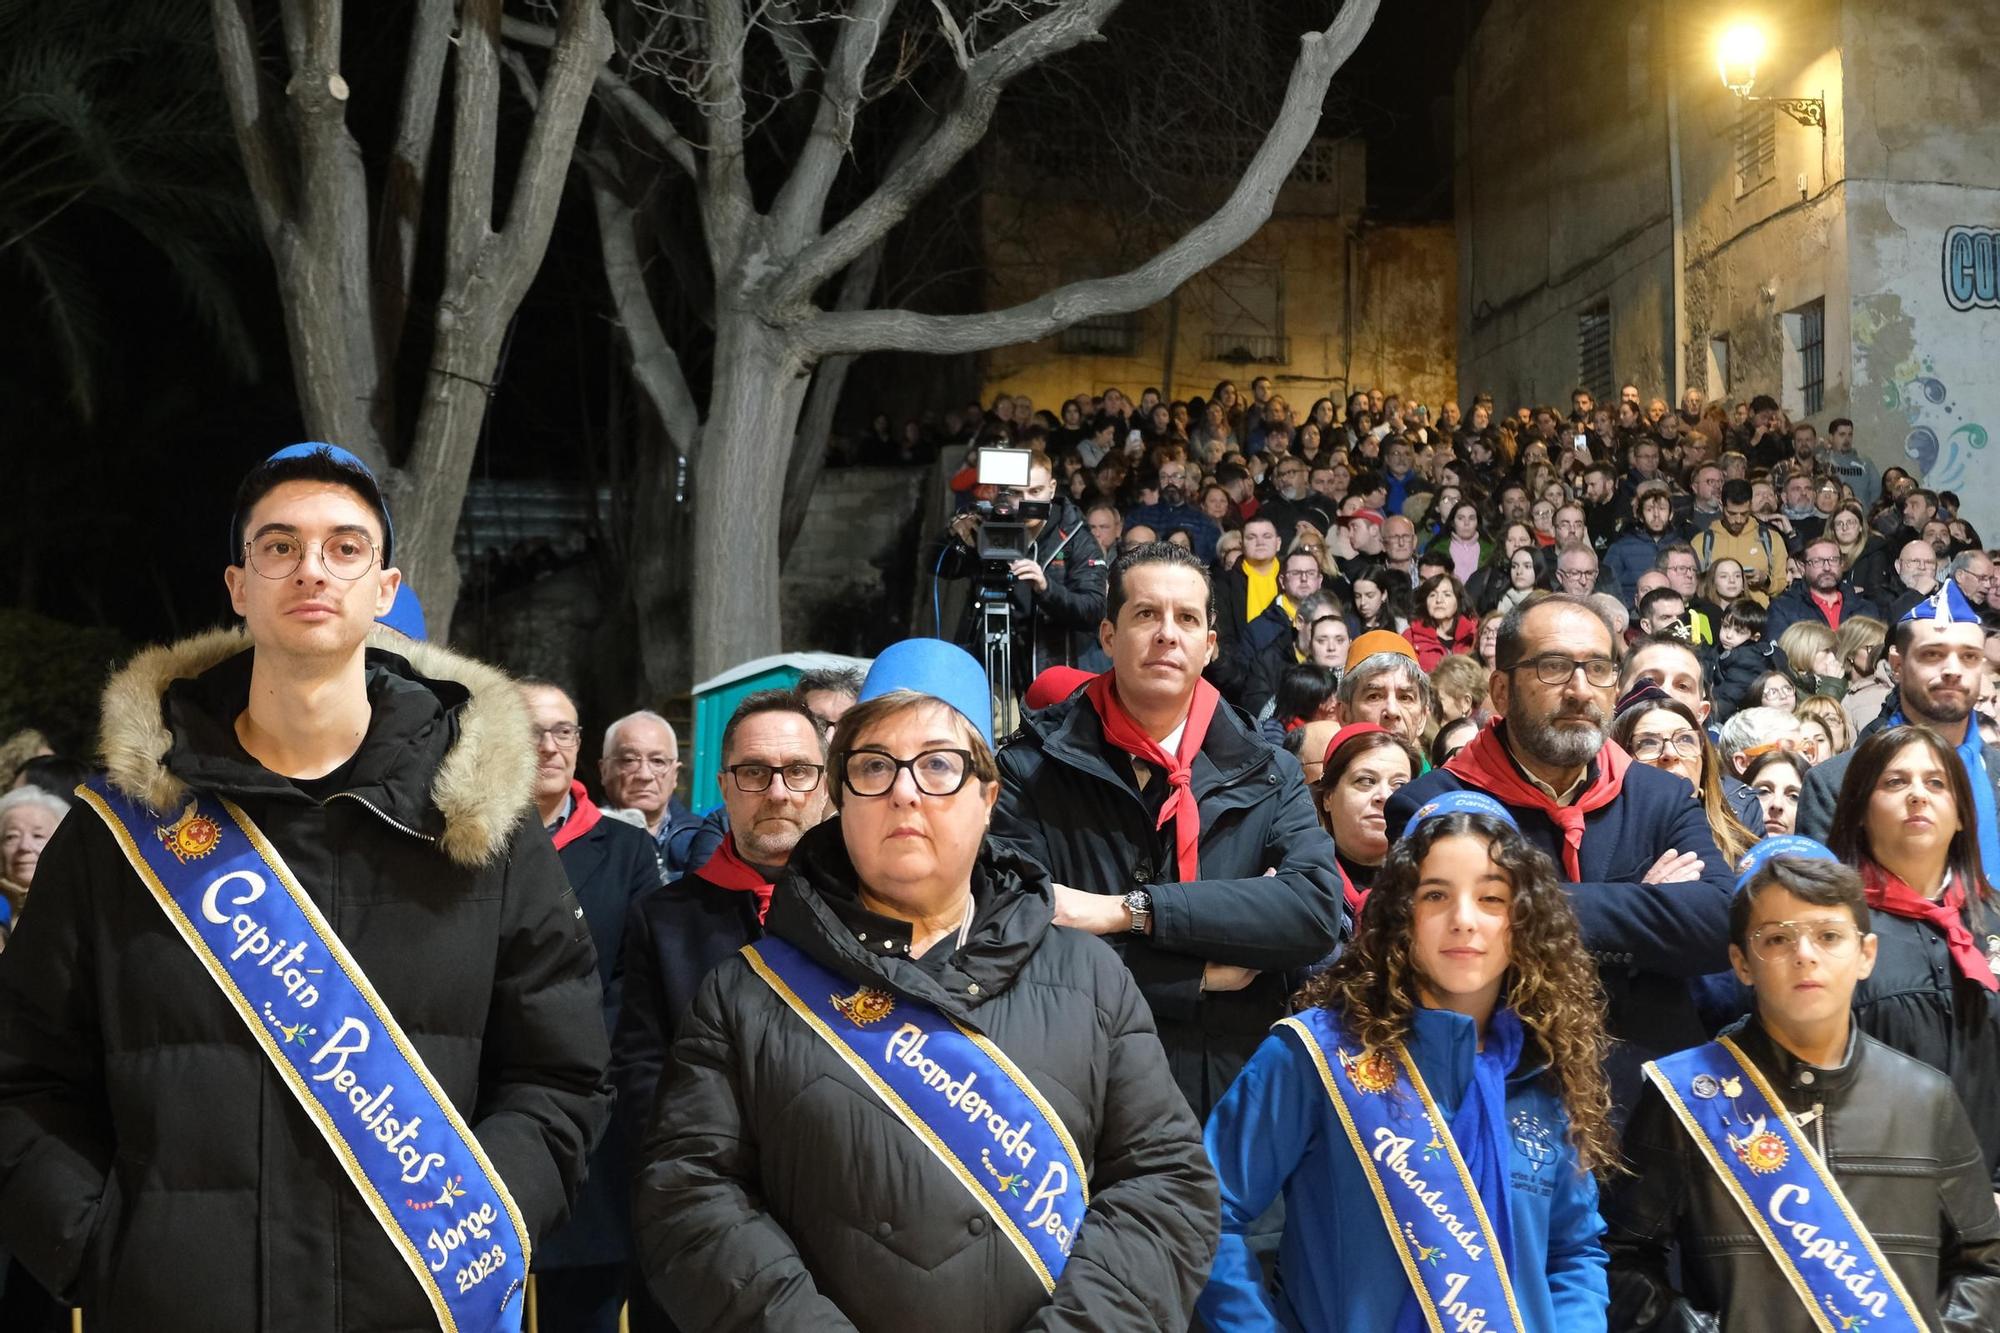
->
xmin=1199 ymin=791 xmax=1618 ymax=1331
xmin=634 ymin=639 xmax=1219 ymax=1332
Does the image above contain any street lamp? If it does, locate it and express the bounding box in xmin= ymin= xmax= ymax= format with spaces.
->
xmin=1716 ymin=20 xmax=1825 ymax=127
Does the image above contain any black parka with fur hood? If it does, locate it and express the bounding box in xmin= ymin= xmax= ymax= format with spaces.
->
xmin=0 ymin=628 xmax=612 ymax=1332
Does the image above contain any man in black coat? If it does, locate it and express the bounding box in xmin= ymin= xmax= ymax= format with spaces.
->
xmin=612 ymin=688 xmax=832 ymax=1330
xmin=1763 ymin=535 xmax=1884 ymax=644
xmin=523 ymin=682 xmax=665 ymax=1333
xmin=1386 ymin=594 xmax=1737 ymax=1117
xmin=991 ymin=542 xmax=1343 ymax=1118
xmin=0 ymin=447 xmax=609 ymax=1331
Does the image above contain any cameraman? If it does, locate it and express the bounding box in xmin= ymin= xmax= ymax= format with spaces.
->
xmin=934 ymin=452 xmax=1109 ymax=680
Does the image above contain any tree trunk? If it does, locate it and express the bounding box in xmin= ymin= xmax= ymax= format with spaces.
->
xmin=777 ymin=353 xmax=855 ymax=560
xmin=690 ymin=317 xmax=810 ymax=681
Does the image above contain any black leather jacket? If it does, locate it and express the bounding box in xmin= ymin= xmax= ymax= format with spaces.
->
xmin=1605 ymin=1019 xmax=2000 ymax=1332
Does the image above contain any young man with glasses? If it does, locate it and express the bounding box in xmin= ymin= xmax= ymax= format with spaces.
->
xmin=523 ymin=680 xmax=667 ymax=1333
xmin=1388 ymin=593 xmax=1736 ymax=1115
xmin=610 ymin=687 xmax=831 ymax=1330
xmin=1607 ymin=840 xmax=2000 ymax=1330
xmin=0 ymin=445 xmax=610 ymax=1329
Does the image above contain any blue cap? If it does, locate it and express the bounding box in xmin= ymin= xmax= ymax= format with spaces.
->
xmin=240 ymin=443 xmax=395 ymax=563
xmin=1899 ymin=578 xmax=1982 ymax=627
xmin=858 ymin=638 xmax=995 ymax=747
xmin=1408 ymin=789 xmax=1519 ymax=833
xmin=1734 ymin=834 xmax=1840 ymax=892
xmin=375 ymin=583 xmax=428 ymax=640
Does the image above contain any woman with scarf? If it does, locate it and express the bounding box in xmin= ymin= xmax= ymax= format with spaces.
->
xmin=1313 ymin=724 xmax=1422 ymax=922
xmin=1199 ymin=792 xmax=1616 ymax=1331
xmin=1827 ymin=724 xmax=2000 ymax=1188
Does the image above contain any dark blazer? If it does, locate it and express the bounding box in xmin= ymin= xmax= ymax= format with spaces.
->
xmin=537 ymin=809 xmax=665 ymax=1270
xmin=1762 ymin=579 xmax=1883 ymax=645
xmin=990 ymin=690 xmax=1342 ymax=1117
xmin=1387 ymin=739 xmax=1736 ymax=1117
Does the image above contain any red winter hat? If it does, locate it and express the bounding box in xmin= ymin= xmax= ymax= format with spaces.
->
xmin=1025 ymin=666 xmax=1095 ymax=712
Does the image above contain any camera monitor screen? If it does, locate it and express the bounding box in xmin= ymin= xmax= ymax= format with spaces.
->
xmin=976 ymin=447 xmax=1033 ymax=488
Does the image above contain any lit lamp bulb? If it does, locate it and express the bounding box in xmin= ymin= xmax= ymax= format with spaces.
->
xmin=1717 ymin=22 xmax=1764 ymax=94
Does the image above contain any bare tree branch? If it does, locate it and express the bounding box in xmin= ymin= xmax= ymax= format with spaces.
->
xmin=373 ymin=0 xmax=454 ymax=371
xmin=764 ymin=0 xmax=818 ymax=94
xmin=210 ymin=0 xmax=294 ymax=244
xmin=769 ymin=0 xmax=1120 ymax=309
xmin=504 ymin=13 xmax=701 ymax=179
xmin=800 ymin=0 xmax=1379 ymax=356
xmin=591 ymin=149 xmax=703 ymax=456
xmin=445 ymin=0 xmax=502 ymax=281
xmin=779 ymin=236 xmax=883 ymax=555
xmin=767 ymin=0 xmax=899 ymax=250
xmin=696 ymin=0 xmax=754 ymax=267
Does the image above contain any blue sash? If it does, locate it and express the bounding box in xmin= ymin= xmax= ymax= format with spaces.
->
xmin=79 ymin=781 xmax=530 ymax=1332
xmin=1278 ymin=1010 xmax=1526 ymax=1333
xmin=1645 ymin=1038 xmax=1927 ymax=1332
xmin=741 ymin=936 xmax=1089 ymax=1292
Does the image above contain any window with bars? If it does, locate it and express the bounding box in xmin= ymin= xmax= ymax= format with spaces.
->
xmin=1797 ymin=299 xmax=1825 ymax=416
xmin=1736 ymin=105 xmax=1775 ymax=196
xmin=1057 ymin=313 xmax=1141 ymax=357
xmin=1577 ymin=302 xmax=1613 ymax=406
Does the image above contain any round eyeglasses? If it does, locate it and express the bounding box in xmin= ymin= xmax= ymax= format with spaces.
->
xmin=1746 ymin=919 xmax=1863 ymax=963
xmin=1629 ymin=732 xmax=1702 ymax=762
xmin=244 ymin=532 xmax=378 ymax=580
xmin=839 ymin=749 xmax=974 ymax=797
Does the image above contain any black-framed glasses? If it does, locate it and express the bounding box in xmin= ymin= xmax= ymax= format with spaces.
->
xmin=533 ymin=723 xmax=582 ymax=749
xmin=1747 ymin=919 xmax=1863 ymax=962
xmin=1501 ymin=654 xmax=1619 ymax=687
xmin=839 ymin=748 xmax=974 ymax=797
xmin=1629 ymin=731 xmax=1701 ymax=762
xmin=244 ymin=532 xmax=378 ymax=580
xmin=724 ymin=762 xmax=825 ymax=793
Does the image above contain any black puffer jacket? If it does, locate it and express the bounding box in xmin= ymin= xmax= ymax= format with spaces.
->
xmin=632 ymin=824 xmax=1219 ymax=1332
xmin=1605 ymin=1019 xmax=2000 ymax=1332
xmin=0 ymin=628 xmax=612 ymax=1332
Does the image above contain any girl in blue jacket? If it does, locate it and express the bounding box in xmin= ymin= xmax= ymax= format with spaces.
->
xmin=1199 ymin=791 xmax=1618 ymax=1332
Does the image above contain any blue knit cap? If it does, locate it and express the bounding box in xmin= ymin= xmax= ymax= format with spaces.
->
xmin=1407 ymin=789 xmax=1520 ymax=834
xmin=858 ymin=638 xmax=995 ymax=747
xmin=1734 ymin=833 xmax=1839 ymax=892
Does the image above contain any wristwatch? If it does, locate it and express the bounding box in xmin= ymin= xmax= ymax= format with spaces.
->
xmin=1123 ymin=889 xmax=1152 ymax=934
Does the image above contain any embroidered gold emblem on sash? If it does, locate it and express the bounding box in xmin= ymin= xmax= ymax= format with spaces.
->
xmin=1339 ymin=1046 xmax=1398 ymax=1094
xmin=830 ymin=986 xmax=896 ymax=1026
xmin=156 ymin=799 xmax=222 ymax=863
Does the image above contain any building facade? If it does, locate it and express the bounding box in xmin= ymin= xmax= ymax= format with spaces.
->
xmin=1455 ymin=0 xmax=2000 ymax=527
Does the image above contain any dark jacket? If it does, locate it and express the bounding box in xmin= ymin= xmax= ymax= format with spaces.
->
xmin=990 ymin=690 xmax=1343 ymax=1117
xmin=1386 ymin=737 xmax=1736 ymax=1116
xmin=0 ymin=628 xmax=611 ymax=1332
xmin=1794 ymin=725 xmax=2000 ymax=849
xmin=1710 ymin=638 xmax=1781 ymax=722
xmin=1762 ymin=579 xmax=1883 ymax=644
xmin=1606 ymin=1020 xmax=2000 ymax=1331
xmin=935 ymin=498 xmax=1110 ymax=676
xmin=632 ymin=826 xmax=1220 ymax=1332
xmin=609 ymin=861 xmax=765 ymax=1153
xmin=537 ymin=805 xmax=665 ymax=1271
xmin=1605 ymin=526 xmax=1678 ymax=605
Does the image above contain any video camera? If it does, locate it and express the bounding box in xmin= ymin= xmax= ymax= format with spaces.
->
xmin=971 ymin=448 xmax=1048 ymax=585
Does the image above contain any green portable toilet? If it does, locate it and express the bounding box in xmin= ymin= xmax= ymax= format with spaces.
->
xmin=689 ymin=651 xmax=873 ymax=813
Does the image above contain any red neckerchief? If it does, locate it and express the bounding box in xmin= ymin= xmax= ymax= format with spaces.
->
xmin=1861 ymin=861 xmax=1998 ymax=991
xmin=1444 ymin=720 xmax=1631 ymax=879
xmin=696 ymin=834 xmax=776 ymax=923
xmin=551 ymin=780 xmax=603 ymax=851
xmin=1337 ymin=859 xmax=1366 ymax=917
xmin=1085 ymin=671 xmax=1221 ymax=881
xmin=1809 ymin=588 xmax=1844 ymax=629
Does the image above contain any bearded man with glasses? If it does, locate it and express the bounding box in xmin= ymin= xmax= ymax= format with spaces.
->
xmin=1388 ymin=592 xmax=1736 ymax=1118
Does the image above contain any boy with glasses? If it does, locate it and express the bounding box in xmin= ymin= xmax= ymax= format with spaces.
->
xmin=1607 ymin=838 xmax=2000 ymax=1330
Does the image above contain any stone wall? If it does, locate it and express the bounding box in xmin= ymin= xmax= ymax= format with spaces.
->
xmin=780 ymin=465 xmax=930 ymax=656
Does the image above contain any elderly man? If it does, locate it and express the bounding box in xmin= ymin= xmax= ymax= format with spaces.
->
xmin=1379 ymin=514 xmax=1420 ymax=587
xmin=524 ymin=681 xmax=665 ymax=1332
xmin=1884 ymin=538 xmax=1942 ymax=620
xmin=601 ymin=710 xmax=702 ymax=878
xmin=1332 ymin=635 xmax=1431 ymax=750
xmin=1387 ymin=594 xmax=1735 ymax=1114
xmin=1796 ymin=586 xmax=2000 ymax=877
xmin=1714 ymin=706 xmax=1802 ymax=777
xmin=992 ymin=542 xmax=1341 ymax=1117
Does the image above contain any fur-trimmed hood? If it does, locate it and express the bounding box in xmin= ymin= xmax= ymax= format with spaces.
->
xmin=98 ymin=626 xmax=535 ymax=867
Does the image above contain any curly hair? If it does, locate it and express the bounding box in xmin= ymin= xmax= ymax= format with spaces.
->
xmin=1294 ymin=812 xmax=1622 ymax=1176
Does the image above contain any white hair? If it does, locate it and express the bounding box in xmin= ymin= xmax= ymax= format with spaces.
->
xmin=0 ymin=784 xmax=71 ymax=825
xmin=600 ymin=710 xmax=677 ymax=760
xmin=1715 ymin=707 xmax=1799 ymax=767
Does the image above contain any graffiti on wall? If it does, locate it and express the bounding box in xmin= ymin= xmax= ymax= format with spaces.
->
xmin=1944 ymin=226 xmax=2000 ymax=312
xmin=1853 ymin=297 xmax=1989 ymax=492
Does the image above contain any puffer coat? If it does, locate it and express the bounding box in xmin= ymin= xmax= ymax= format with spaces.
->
xmin=632 ymin=823 xmax=1219 ymax=1332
